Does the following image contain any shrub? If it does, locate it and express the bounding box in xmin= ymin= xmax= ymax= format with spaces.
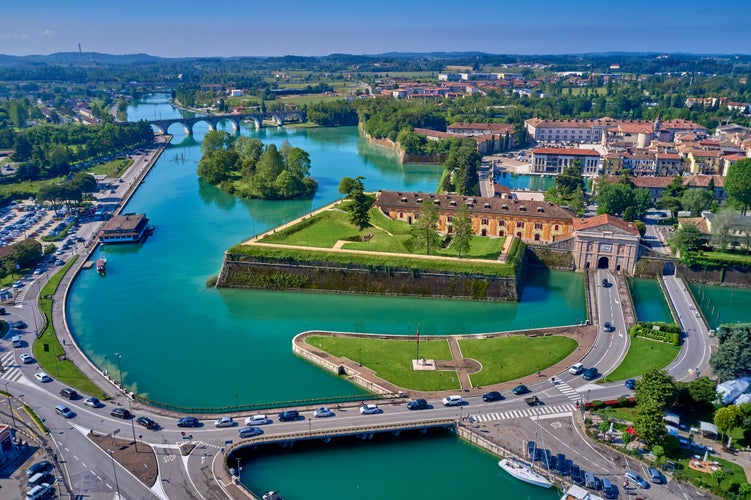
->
xmin=630 ymin=321 xmax=681 ymax=346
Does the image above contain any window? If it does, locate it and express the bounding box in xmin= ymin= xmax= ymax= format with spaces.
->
xmin=499 ymin=220 xmax=505 ymax=226
xmin=554 ymin=224 xmax=559 ymax=231
xmin=534 ymin=222 xmax=542 ymax=230
xmin=481 ymin=218 xmax=488 ymax=225
xmin=499 ymin=230 xmax=505 ymax=236
xmin=447 ymin=225 xmax=453 ymax=234
xmin=534 ymin=233 xmax=540 ymax=241
xmin=516 ymin=221 xmax=524 ymax=228
xmin=398 ymin=212 xmax=403 ymax=219
xmin=447 ymin=216 xmax=453 ymax=222
xmin=516 ymin=231 xmax=522 ymax=238
xmin=414 ymin=213 xmax=420 ymax=220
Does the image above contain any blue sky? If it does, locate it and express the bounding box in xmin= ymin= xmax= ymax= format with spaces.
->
xmin=1 ymin=0 xmax=748 ymax=57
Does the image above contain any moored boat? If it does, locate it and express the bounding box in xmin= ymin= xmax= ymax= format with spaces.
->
xmin=498 ymin=457 xmax=553 ymax=489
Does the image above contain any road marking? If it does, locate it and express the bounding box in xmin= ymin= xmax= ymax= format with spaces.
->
xmin=470 ymin=404 xmax=575 ymax=423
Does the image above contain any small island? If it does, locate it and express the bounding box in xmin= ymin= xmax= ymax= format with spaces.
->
xmin=197 ymin=130 xmax=317 ymax=199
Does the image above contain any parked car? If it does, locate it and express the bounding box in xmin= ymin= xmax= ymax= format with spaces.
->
xmin=625 ymin=378 xmax=637 ymax=390
xmin=277 ymin=410 xmax=300 ymax=422
xmin=110 ymin=407 xmax=132 ymax=419
xmin=647 ymin=466 xmax=663 ymax=484
xmin=482 ymin=391 xmax=503 ymax=402
xmin=34 ymin=372 xmax=51 ymax=383
xmin=19 ymin=353 xmax=34 ymax=364
xmin=512 ymin=384 xmax=529 ymax=395
xmin=26 ymin=460 xmax=53 ymax=477
xmin=313 ymin=407 xmax=335 ymax=418
xmin=137 ymin=416 xmax=158 ymax=430
xmin=214 ymin=417 xmax=235 ymax=428
xmin=177 ymin=416 xmax=200 ymax=427
xmin=624 ymin=470 xmax=649 ymax=488
xmin=359 ymin=404 xmax=380 ymax=415
xmin=84 ymin=397 xmax=102 ymax=408
xmin=59 ymin=388 xmax=78 ymax=400
xmin=441 ymin=395 xmax=463 ymax=406
xmin=407 ymin=399 xmax=429 ymax=410
xmin=568 ymin=363 xmax=584 ymax=375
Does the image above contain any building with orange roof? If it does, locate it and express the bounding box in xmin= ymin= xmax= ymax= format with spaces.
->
xmin=572 ymin=214 xmax=641 ymax=274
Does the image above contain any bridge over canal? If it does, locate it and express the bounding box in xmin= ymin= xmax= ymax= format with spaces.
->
xmin=148 ymin=110 xmax=306 ymax=135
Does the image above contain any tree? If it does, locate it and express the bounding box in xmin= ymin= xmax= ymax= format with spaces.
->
xmin=714 ymin=405 xmax=742 ymax=445
xmin=682 ymin=188 xmax=714 ymax=216
xmin=711 ymin=208 xmax=739 ymax=251
xmin=725 ymin=159 xmax=751 ymax=215
xmin=712 ymin=469 xmax=728 ymax=489
xmin=635 ymin=368 xmax=677 ymax=410
xmin=709 ymin=323 xmax=751 ymax=382
xmin=452 ymin=203 xmax=473 ymax=257
xmin=687 ymin=377 xmax=718 ymax=409
xmin=739 ymin=482 xmax=751 ymax=500
xmin=338 ymin=177 xmax=358 ymax=197
xmin=651 ymin=444 xmax=665 ymax=465
xmin=669 ymin=222 xmax=704 ymax=253
xmin=411 ymin=201 xmax=441 ymax=255
xmin=596 ymin=182 xmax=634 ymax=216
xmin=286 ymin=148 xmax=311 ymax=178
xmin=544 ymin=161 xmax=586 ymax=215
xmin=633 ymin=400 xmax=667 ymax=447
xmin=347 ymin=176 xmax=370 ymax=230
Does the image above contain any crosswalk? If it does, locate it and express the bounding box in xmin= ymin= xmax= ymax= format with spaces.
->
xmin=470 ymin=403 xmax=575 ymax=423
xmin=555 ymin=380 xmax=582 ymax=403
xmin=0 ymin=350 xmax=23 ymax=382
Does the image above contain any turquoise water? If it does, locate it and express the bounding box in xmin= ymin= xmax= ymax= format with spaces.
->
xmin=630 ymin=278 xmax=673 ymax=323
xmin=239 ymin=429 xmax=558 ymax=500
xmin=494 ymin=171 xmax=555 ymax=191
xmin=689 ymin=283 xmax=751 ymax=329
xmin=66 ymin=94 xmax=584 ymax=408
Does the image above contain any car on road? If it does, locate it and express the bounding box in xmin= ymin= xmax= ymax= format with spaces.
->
xmin=625 ymin=379 xmax=637 ymax=390
xmin=214 ymin=417 xmax=235 ymax=428
xmin=360 ymin=404 xmax=380 ymax=415
xmin=602 ymin=321 xmax=615 ymax=332
xmin=568 ymin=363 xmax=584 ymax=375
xmin=55 ymin=404 xmax=75 ymax=419
xmin=624 ymin=470 xmax=649 ymax=488
xmin=137 ymin=416 xmax=159 ymax=430
xmin=34 ymin=372 xmax=51 ymax=383
xmin=84 ymin=397 xmax=102 ymax=408
xmin=26 ymin=460 xmax=53 ymax=477
xmin=238 ymin=426 xmax=263 ymax=438
xmin=245 ymin=414 xmax=271 ymax=426
xmin=601 ymin=279 xmax=612 ymax=288
xmin=512 ymin=384 xmax=530 ymax=395
xmin=20 ymin=353 xmax=34 ymax=364
xmin=313 ymin=407 xmax=334 ymax=418
xmin=442 ymin=395 xmax=463 ymax=406
xmin=59 ymin=388 xmax=78 ymax=400
xmin=582 ymin=367 xmax=599 ymax=381
xmin=11 ymin=281 xmax=23 ymax=289
xmin=177 ymin=416 xmax=200 ymax=427
xmin=278 ymin=410 xmax=300 ymax=422
xmin=482 ymin=391 xmax=503 ymax=402
xmin=12 ymin=321 xmax=27 ymax=329
xmin=110 ymin=407 xmax=132 ymax=419
xmin=407 ymin=398 xmax=429 ymax=410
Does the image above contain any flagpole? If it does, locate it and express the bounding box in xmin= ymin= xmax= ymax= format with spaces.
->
xmin=415 ymin=322 xmax=421 ymax=362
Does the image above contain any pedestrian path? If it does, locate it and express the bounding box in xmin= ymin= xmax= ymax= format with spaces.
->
xmin=0 ymin=351 xmax=23 ymax=382
xmin=469 ymin=403 xmax=575 ymax=423
xmin=554 ymin=381 xmax=582 ymax=403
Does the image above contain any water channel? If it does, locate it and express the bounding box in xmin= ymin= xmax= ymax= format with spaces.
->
xmin=64 ymin=93 xmax=580 ymax=499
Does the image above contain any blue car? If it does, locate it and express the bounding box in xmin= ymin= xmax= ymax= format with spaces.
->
xmin=625 ymin=378 xmax=637 ymax=390
xmin=512 ymin=384 xmax=529 ymax=395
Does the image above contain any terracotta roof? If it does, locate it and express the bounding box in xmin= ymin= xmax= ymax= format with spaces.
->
xmin=375 ymin=191 xmax=575 ymax=220
xmin=572 ymin=214 xmax=640 ymax=235
xmin=531 ymin=147 xmax=601 ymax=156
xmin=616 ymin=122 xmax=653 ymax=134
xmin=656 ymin=153 xmax=681 ymax=160
xmin=662 ymin=119 xmax=706 ymax=131
xmin=689 ymin=149 xmax=722 ymax=158
xmin=630 ymin=176 xmax=675 ymax=188
xmin=447 ymin=123 xmax=514 ymax=133
xmin=678 ymin=217 xmax=710 ymax=234
xmin=683 ymin=174 xmax=723 ymax=188
xmin=525 ymin=117 xmax=616 ymax=129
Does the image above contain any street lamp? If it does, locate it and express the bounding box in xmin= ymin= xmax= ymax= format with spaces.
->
xmin=115 ymin=353 xmax=123 ymax=389
xmin=108 ymin=449 xmax=121 ymax=498
xmin=236 ymin=457 xmax=242 ymax=478
xmin=128 ymin=399 xmax=137 ymax=452
xmin=4 ymin=382 xmax=17 ymax=428
xmin=234 ymin=393 xmax=239 ymax=409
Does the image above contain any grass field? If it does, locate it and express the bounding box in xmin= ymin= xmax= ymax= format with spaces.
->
xmin=459 ymin=336 xmax=578 ymax=386
xmin=604 ymin=336 xmax=680 ymax=381
xmin=305 ymin=335 xmax=460 ymax=391
xmin=86 ymin=157 xmax=132 ymax=177
xmin=33 ymin=257 xmax=108 ymax=399
xmin=272 ymin=94 xmax=347 ymax=107
xmin=702 ymin=251 xmax=751 ymax=265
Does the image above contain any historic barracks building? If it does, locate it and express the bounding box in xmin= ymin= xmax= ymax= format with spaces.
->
xmin=374 ymin=191 xmax=641 ymax=274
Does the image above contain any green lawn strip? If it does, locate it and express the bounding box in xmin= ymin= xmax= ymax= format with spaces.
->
xmin=23 ymin=404 xmax=49 ymax=434
xmin=672 ymin=453 xmax=748 ymax=495
xmin=459 ymin=336 xmax=578 ymax=386
xmin=701 ymin=251 xmax=751 ymax=265
xmin=261 ymin=210 xmax=355 ymax=247
xmin=606 ymin=406 xmax=637 ymax=422
xmin=603 ymin=337 xmax=680 ymax=382
xmin=305 ymin=335 xmax=459 ymax=391
xmin=34 ymin=256 xmax=107 ymax=398
xmin=85 ymin=157 xmax=133 ymax=177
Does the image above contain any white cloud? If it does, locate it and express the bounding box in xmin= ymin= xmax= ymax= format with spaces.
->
xmin=41 ymin=29 xmax=55 ymax=37
xmin=0 ymin=32 xmax=28 ymax=40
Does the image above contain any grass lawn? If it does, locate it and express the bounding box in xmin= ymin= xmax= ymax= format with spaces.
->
xmin=85 ymin=157 xmax=132 ymax=177
xmin=33 ymin=257 xmax=109 ymax=399
xmin=607 ymin=406 xmax=637 ymax=422
xmin=459 ymin=336 xmax=578 ymax=386
xmin=305 ymin=335 xmax=460 ymax=392
xmin=672 ymin=451 xmax=749 ymax=496
xmin=261 ymin=209 xmax=355 ymax=248
xmin=702 ymin=251 xmax=751 ymax=265
xmin=604 ymin=336 xmax=680 ymax=382
xmin=272 ymin=94 xmax=346 ymax=107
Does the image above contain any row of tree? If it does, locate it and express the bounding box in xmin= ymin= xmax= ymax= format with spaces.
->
xmin=197 ymin=131 xmax=317 ymax=200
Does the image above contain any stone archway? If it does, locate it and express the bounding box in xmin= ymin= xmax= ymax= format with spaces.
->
xmin=597 ymin=256 xmax=609 ymax=269
xmin=663 ymin=261 xmax=675 ymax=276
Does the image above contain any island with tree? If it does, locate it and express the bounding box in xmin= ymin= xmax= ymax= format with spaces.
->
xmin=197 ymin=130 xmax=317 ymax=199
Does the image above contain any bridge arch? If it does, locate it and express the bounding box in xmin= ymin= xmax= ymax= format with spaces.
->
xmin=597 ymin=256 xmax=609 ymax=269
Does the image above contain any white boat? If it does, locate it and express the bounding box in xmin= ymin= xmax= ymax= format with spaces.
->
xmin=499 ymin=457 xmax=553 ymax=488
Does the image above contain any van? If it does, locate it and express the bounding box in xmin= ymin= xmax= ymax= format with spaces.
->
xmin=25 ymin=483 xmax=54 ymax=500
xmin=54 ymin=404 xmax=75 ymax=419
xmin=27 ymin=471 xmax=54 ymax=488
xmin=441 ymin=395 xmax=462 ymax=406
xmin=11 ymin=335 xmax=21 ymax=348
xmin=245 ymin=414 xmax=271 ymax=426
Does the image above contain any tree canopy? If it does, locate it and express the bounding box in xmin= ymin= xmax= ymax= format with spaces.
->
xmin=709 ymin=323 xmax=751 ymax=382
xmin=544 ymin=160 xmax=586 ymax=215
xmin=725 ymin=159 xmax=751 ymax=215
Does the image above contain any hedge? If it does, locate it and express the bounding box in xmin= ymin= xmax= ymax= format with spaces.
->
xmin=629 ymin=321 xmax=681 ymax=346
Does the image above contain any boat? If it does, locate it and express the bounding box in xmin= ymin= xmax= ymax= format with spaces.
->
xmin=498 ymin=405 xmax=553 ymax=489
xmin=262 ymin=492 xmax=283 ymax=500
xmin=498 ymin=457 xmax=553 ymax=489
xmin=96 ymin=257 xmax=107 ymax=275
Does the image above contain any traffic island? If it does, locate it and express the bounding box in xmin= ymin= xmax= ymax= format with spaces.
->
xmin=88 ymin=431 xmax=158 ymax=487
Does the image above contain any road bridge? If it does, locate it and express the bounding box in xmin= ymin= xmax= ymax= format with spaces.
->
xmin=148 ymin=110 xmax=306 ymax=135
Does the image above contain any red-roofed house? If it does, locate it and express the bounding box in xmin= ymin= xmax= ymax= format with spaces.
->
xmin=572 ymin=214 xmax=641 ymax=273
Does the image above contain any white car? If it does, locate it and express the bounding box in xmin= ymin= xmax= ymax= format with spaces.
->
xmin=245 ymin=415 xmax=271 ymax=426
xmin=313 ymin=407 xmax=334 ymax=418
xmin=19 ymin=353 xmax=34 ymax=364
xmin=214 ymin=417 xmax=235 ymax=428
xmin=34 ymin=372 xmax=51 ymax=382
xmin=442 ymin=395 xmax=463 ymax=406
xmin=569 ymin=363 xmax=584 ymax=375
xmin=359 ymin=404 xmax=380 ymax=415
xmin=84 ymin=397 xmax=102 ymax=408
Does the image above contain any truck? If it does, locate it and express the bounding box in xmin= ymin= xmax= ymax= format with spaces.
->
xmin=525 ymin=395 xmax=542 ymax=406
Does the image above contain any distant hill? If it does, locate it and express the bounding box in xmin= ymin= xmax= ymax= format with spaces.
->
xmin=0 ymin=52 xmax=169 ymax=66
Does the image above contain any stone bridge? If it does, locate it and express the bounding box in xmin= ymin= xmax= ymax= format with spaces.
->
xmin=148 ymin=110 xmax=306 ymax=135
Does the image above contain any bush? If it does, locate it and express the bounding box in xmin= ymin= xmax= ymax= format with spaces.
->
xmin=630 ymin=321 xmax=681 ymax=345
